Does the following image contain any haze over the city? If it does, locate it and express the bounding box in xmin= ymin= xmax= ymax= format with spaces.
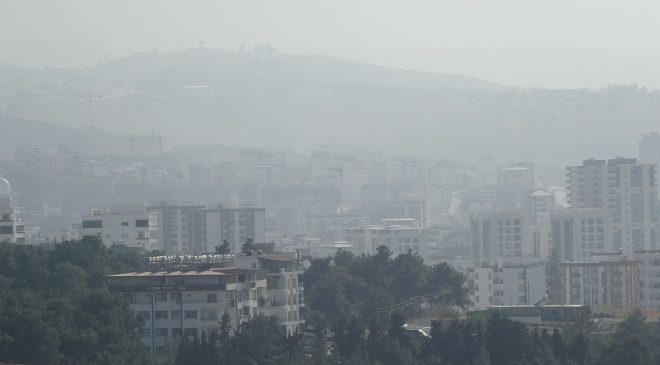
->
xmin=2 ymin=0 xmax=660 ymax=89
xmin=3 ymin=2 xmax=660 ymax=364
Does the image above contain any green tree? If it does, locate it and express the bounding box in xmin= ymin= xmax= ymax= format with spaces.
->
xmin=215 ymin=239 xmax=232 ymax=254
xmin=242 ymin=238 xmax=254 ymax=255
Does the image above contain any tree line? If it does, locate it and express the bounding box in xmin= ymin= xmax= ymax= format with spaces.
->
xmin=3 ymin=239 xmax=660 ymax=364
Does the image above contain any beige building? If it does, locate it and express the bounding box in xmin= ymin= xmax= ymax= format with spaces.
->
xmin=635 ymin=250 xmax=660 ymax=310
xmin=235 ymin=253 xmax=305 ymax=335
xmin=555 ymin=260 xmax=640 ymax=311
xmin=107 ymin=268 xmax=267 ymax=361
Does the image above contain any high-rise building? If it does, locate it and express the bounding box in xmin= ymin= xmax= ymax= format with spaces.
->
xmin=567 ymin=158 xmax=658 ymax=256
xmin=148 ymin=201 xmax=208 ymax=253
xmin=471 ymin=210 xmax=530 ymax=265
xmin=550 ymin=208 xmax=615 ymax=262
xmin=495 ymin=162 xmax=535 ymax=209
xmin=526 ymin=189 xmax=555 ymax=225
xmin=80 ymin=204 xmax=159 ymax=249
xmin=205 ymin=205 xmax=266 ymax=253
xmin=639 ymin=132 xmax=660 ymax=165
xmin=0 ymin=177 xmax=25 ymax=244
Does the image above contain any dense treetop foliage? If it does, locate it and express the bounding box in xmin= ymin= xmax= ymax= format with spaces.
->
xmin=302 ymin=247 xmax=468 ymax=327
xmin=4 ymin=240 xmax=660 ymax=364
xmin=0 ymin=237 xmax=150 ymax=365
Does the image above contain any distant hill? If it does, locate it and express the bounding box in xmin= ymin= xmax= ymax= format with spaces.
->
xmin=89 ymin=49 xmax=508 ymax=92
xmin=1 ymin=49 xmax=659 ymax=165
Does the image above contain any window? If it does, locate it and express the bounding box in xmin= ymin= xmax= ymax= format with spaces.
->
xmin=137 ymin=311 xmax=151 ymax=320
xmin=172 ymin=328 xmax=182 ymax=337
xmin=155 ymin=311 xmax=168 ymax=320
xmin=171 ymin=310 xmax=182 ymax=319
xmin=155 ymin=346 xmax=168 ymax=357
xmin=122 ymin=293 xmax=135 ymax=304
xmin=82 ymin=220 xmax=102 ymax=228
xmin=185 ymin=310 xmax=197 ymax=320
xmin=155 ymin=328 xmax=168 ymax=338
xmin=0 ymin=226 xmax=13 ymax=234
xmin=138 ymin=328 xmax=151 ymax=338
xmin=201 ymin=309 xmax=218 ymax=321
xmin=184 ymin=328 xmax=198 ymax=337
xmin=121 ymin=221 xmax=129 ymax=226
xmin=171 ymin=293 xmax=182 ymax=303
xmin=136 ymin=219 xmax=149 ymax=227
xmin=227 ymin=290 xmax=236 ymax=307
xmin=207 ymin=293 xmax=217 ymax=303
xmin=155 ymin=293 xmax=168 ymax=303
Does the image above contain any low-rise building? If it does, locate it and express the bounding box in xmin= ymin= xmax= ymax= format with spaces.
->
xmin=80 ymin=204 xmax=158 ymax=249
xmin=554 ymin=260 xmax=640 ymax=311
xmin=107 ymin=268 xmax=267 ymax=361
xmin=501 ymin=263 xmax=547 ymax=306
xmin=466 ymin=267 xmax=497 ymax=310
xmin=235 ymin=253 xmax=305 ymax=335
xmin=346 ymin=224 xmax=429 ymax=257
xmin=635 ymin=250 xmax=660 ymax=310
xmin=0 ymin=178 xmax=25 ymax=244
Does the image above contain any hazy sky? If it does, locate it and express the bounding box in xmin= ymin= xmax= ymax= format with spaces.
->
xmin=1 ymin=0 xmax=659 ymax=88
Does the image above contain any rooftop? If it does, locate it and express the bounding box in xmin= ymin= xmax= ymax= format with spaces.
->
xmin=107 ymin=267 xmax=265 ymax=278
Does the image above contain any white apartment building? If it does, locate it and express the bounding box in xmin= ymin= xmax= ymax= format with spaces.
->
xmin=471 ymin=210 xmax=530 ymax=265
xmin=235 ymin=253 xmax=305 ymax=335
xmin=107 ymin=268 xmax=267 ymax=361
xmin=501 ymin=264 xmax=547 ymax=306
xmin=0 ymin=177 xmax=25 ymax=244
xmin=550 ymin=208 xmax=615 ymax=262
xmin=466 ymin=266 xmax=496 ymax=310
xmin=346 ymin=224 xmax=429 ymax=257
xmin=80 ymin=204 xmax=158 ymax=249
xmin=567 ymin=158 xmax=658 ymax=257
